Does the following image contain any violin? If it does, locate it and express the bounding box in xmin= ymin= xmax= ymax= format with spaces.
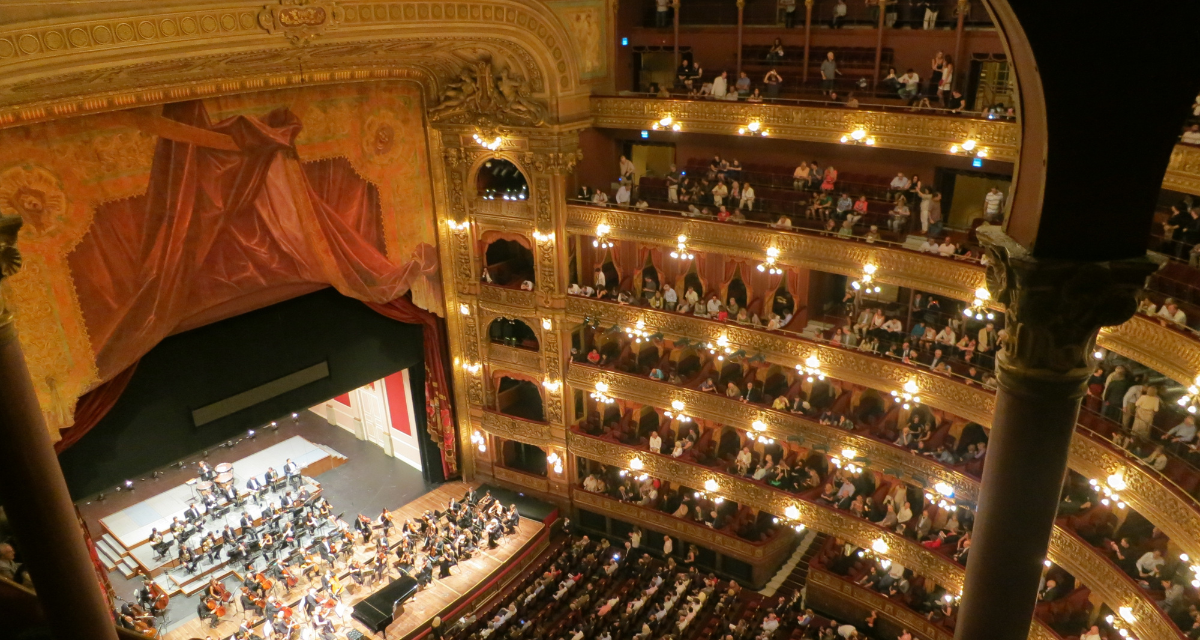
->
xmin=148 ymin=581 xmax=170 ymax=612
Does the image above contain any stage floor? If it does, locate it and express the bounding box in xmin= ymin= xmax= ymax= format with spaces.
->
xmin=162 ymin=482 xmax=543 ymax=640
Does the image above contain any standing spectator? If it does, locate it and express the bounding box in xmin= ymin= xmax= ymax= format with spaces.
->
xmin=929 ymin=52 xmax=945 ymax=97
xmin=1102 ymin=366 xmax=1132 ymax=423
xmin=619 ymin=155 xmax=636 ymax=181
xmin=1121 ymin=375 xmax=1145 ymax=429
xmin=832 ymin=0 xmax=848 ymax=27
xmin=735 ymin=71 xmax=752 ymax=97
xmin=918 ymin=186 xmax=934 ymax=233
xmin=984 ymin=187 xmax=1005 ymax=221
xmin=923 ymin=0 xmax=939 ymax=29
xmin=782 ymin=0 xmax=797 ymax=28
xmin=764 ymin=68 xmax=783 ymax=98
xmin=821 ymin=52 xmax=841 ymax=95
xmin=655 ymin=0 xmax=671 ymax=28
xmin=898 ymin=68 xmax=921 ymax=103
xmin=939 ymin=56 xmax=954 ymax=101
xmin=666 ymin=164 xmax=680 ymax=203
xmin=712 ymin=71 xmax=729 ymax=99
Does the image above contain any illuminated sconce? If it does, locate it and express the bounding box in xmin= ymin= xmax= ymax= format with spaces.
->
xmin=547 ymin=451 xmax=564 ymax=474
xmin=460 ymin=361 xmax=482 ymax=374
xmin=459 ymin=303 xmax=471 ymax=316
xmin=830 ymin=448 xmax=862 ymax=474
xmin=757 ymin=247 xmax=783 ymax=275
xmin=963 ymin=286 xmax=996 ymax=321
xmin=1181 ymin=553 xmax=1200 ymax=588
xmin=840 ymin=128 xmax=876 ymax=146
xmin=532 ymin=230 xmax=555 ymax=242
xmin=950 ymin=138 xmax=988 ymax=158
xmin=1176 ymin=375 xmax=1200 ymax=414
xmin=925 ymin=481 xmax=958 ymax=511
xmin=542 ymin=318 xmax=553 ymax=331
xmin=891 ymin=379 xmax=921 ymax=410
xmin=1105 ymin=607 xmax=1138 ymax=639
xmin=752 ymin=420 xmax=768 ymax=432
xmin=705 ymin=334 xmax=734 ymax=361
xmin=651 ymin=115 xmax=682 ymax=132
xmin=776 ymin=504 xmax=806 ymax=533
xmin=446 ymin=219 xmax=470 ymax=231
xmin=785 ymin=505 xmax=801 ymax=520
xmin=591 ymin=381 xmax=615 ymax=404
xmin=665 ymin=400 xmax=692 ymax=423
xmin=1088 ymin=473 xmax=1128 ymax=509
xmin=871 ymin=539 xmax=889 ymax=555
xmin=738 ymin=120 xmax=769 ymax=137
xmin=470 ymin=430 xmax=488 ymax=453
xmin=594 ymin=223 xmax=614 ymax=249
xmin=797 ymin=354 xmax=825 ymax=383
xmin=542 ymin=377 xmax=561 ymax=393
xmin=472 ymin=132 xmax=503 ymax=151
xmin=704 ymin=478 xmax=720 ymax=492
xmin=626 ymin=319 xmax=651 ymax=343
xmin=629 ymin=457 xmax=644 ymax=471
xmin=671 ymin=234 xmax=694 ymax=260
xmin=850 ymin=263 xmax=881 ymax=293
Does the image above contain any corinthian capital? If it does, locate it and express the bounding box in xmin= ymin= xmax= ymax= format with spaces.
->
xmin=0 ymin=215 xmax=23 ymax=344
xmin=977 ymin=226 xmax=1155 ymax=384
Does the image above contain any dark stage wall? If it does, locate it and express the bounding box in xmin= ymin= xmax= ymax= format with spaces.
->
xmin=59 ymin=288 xmax=426 ymax=499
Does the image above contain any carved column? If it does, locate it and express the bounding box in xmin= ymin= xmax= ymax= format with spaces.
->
xmin=951 ymin=0 xmax=967 ymax=90
xmin=955 ymin=227 xmax=1154 ymax=640
xmin=0 ymin=216 xmax=119 ymax=640
xmin=802 ymin=0 xmax=815 ymax=84
xmin=673 ymin=0 xmax=681 ymax=69
xmin=873 ymin=0 xmax=887 ymax=90
xmin=736 ymin=0 xmax=746 ymax=76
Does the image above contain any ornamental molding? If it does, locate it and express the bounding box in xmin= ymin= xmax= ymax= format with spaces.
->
xmin=1165 ymin=144 xmax=1200 ymax=197
xmin=567 ymin=364 xmax=1183 ymax=631
xmin=493 ymin=465 xmax=550 ymax=493
xmin=480 ymin=410 xmax=553 ymax=447
xmin=472 ymin=198 xmax=535 ymax=221
xmin=0 ymin=0 xmax=584 ymax=128
xmin=807 ymin=568 xmax=953 ymax=640
xmin=429 ymin=59 xmax=547 ymax=127
xmin=486 ymin=342 xmax=543 ymax=375
xmin=589 ymin=97 xmax=1020 ymax=163
xmin=566 ymin=430 xmax=967 ymax=592
xmin=566 ymin=204 xmax=987 ymax=303
xmin=567 ymin=362 xmax=981 ymax=503
xmin=1097 ymin=314 xmax=1198 ymax=386
xmin=572 ymin=489 xmax=794 ymax=562
xmin=478 ymin=283 xmax=536 ymax=308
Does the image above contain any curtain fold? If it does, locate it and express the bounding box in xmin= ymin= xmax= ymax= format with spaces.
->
xmin=367 ymin=297 xmax=458 ymax=479
xmin=54 ymin=362 xmax=139 ymax=453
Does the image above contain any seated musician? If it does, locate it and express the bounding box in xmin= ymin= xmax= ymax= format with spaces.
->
xmin=263 ymin=595 xmax=280 ymax=621
xmin=197 ymin=596 xmax=220 ymax=628
xmin=220 ymin=524 xmax=237 ymax=545
xmin=279 ymin=522 xmax=296 ymax=550
xmin=354 ymin=514 xmax=373 ymax=543
xmin=148 ymin=528 xmax=171 ymax=557
xmin=312 ymin=609 xmax=337 ymax=640
xmin=221 ymin=483 xmax=239 ymax=504
xmin=228 ymin=540 xmax=249 ymax=564
xmin=235 ymin=619 xmax=257 ymax=640
xmin=260 ymin=532 xmax=275 ymax=559
xmin=245 ymin=475 xmax=265 ymax=502
xmin=297 ymin=487 xmax=312 ymax=504
xmin=197 ymin=461 xmax=216 ymax=481
xmin=239 ymin=511 xmax=255 ymax=533
xmin=379 ymin=509 xmax=395 ymax=534
xmin=347 ymin=559 xmax=365 ymax=585
xmin=300 ymin=588 xmax=321 ymax=618
xmin=283 ymin=458 xmax=301 ymax=487
xmin=263 ymin=466 xmax=280 ymax=490
xmin=504 ymin=505 xmax=520 ymax=534
xmin=136 ymin=578 xmax=154 ymax=609
xmin=201 ymin=490 xmax=218 ymax=512
xmin=205 ymin=577 xmax=225 ymax=601
xmin=183 ymin=502 xmax=202 ymax=524
xmin=242 ymin=570 xmax=264 ymax=597
xmin=179 ymin=544 xmax=199 ymax=573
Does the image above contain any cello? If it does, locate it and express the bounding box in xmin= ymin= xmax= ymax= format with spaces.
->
xmin=254 ymin=571 xmax=275 ymax=593
xmin=203 ymin=595 xmax=227 ymax=618
xmin=148 ymin=580 xmax=170 ymax=613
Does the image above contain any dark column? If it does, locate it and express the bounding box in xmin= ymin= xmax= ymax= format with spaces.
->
xmin=736 ymin=0 xmax=745 ymax=76
xmin=955 ymin=228 xmax=1153 ymax=640
xmin=801 ymin=0 xmax=813 ymax=83
xmin=951 ymin=0 xmax=966 ymax=85
xmin=0 ymin=216 xmax=118 ymax=640
xmin=872 ymin=0 xmax=887 ymax=90
xmin=672 ymin=0 xmax=680 ymax=69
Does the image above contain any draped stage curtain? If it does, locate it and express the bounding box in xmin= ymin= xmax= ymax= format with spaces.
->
xmin=58 ymin=100 xmax=455 ymax=474
xmin=53 ymin=362 xmax=139 ymax=454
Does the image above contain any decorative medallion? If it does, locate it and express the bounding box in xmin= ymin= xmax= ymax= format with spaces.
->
xmin=0 ymin=165 xmax=68 ymax=241
xmin=258 ymin=0 xmax=342 ymax=45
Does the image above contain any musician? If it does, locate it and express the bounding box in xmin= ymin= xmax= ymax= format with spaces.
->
xmin=246 ymin=475 xmax=265 ymax=502
xmin=283 ymin=458 xmax=301 ymax=487
xmin=261 ymin=531 xmax=276 ymax=560
xmin=280 ymin=522 xmax=296 ymax=551
xmin=297 ymin=487 xmax=312 ymax=504
xmin=318 ymin=570 xmax=332 ymax=595
xmin=197 ymin=596 xmax=221 ymax=628
xmin=354 ymin=514 xmax=373 ymax=544
xmin=222 ymin=483 xmax=239 ymax=505
xmin=179 ymin=544 xmax=199 ymax=573
xmin=201 ymin=489 xmax=218 ymax=512
xmin=238 ymin=511 xmax=256 ymax=533
xmin=240 ymin=587 xmax=264 ymax=616
xmin=147 ymin=527 xmax=171 ymax=559
xmin=280 ymin=491 xmax=293 ymax=509
xmin=299 ymin=587 xmax=321 ymax=618
xmin=347 ymin=559 xmax=366 ymax=585
xmin=236 ymin=619 xmax=257 ymax=640
xmin=263 ymin=466 xmax=280 ymax=490
xmin=198 ymin=460 xmax=216 ymax=481
xmin=504 ymin=505 xmax=521 ymax=534
xmin=312 ymin=609 xmax=337 ymax=640
xmin=316 ymin=537 xmax=333 ymax=564
xmin=379 ymin=509 xmax=395 ymax=534
xmin=184 ymin=502 xmax=203 ymax=524
xmin=264 ymin=596 xmax=281 ymax=621
xmin=136 ymin=578 xmax=154 ymax=609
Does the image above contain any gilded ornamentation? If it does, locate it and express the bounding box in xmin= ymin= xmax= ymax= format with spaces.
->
xmin=480 ymin=410 xmax=553 ymax=447
xmin=534 ymin=177 xmax=558 ymax=298
xmin=257 ymin=0 xmax=343 ymax=45
xmin=558 ymin=5 xmax=605 ymax=78
xmin=566 ymin=204 xmax=987 ymax=303
xmin=978 ymin=226 xmax=1155 ymax=381
xmin=0 ymin=215 xmax=22 ymax=344
xmin=0 ymin=165 xmax=68 ymax=240
xmin=430 ymin=60 xmax=547 ymax=127
xmin=479 ymin=284 xmax=536 ymax=308
xmin=1097 ymin=314 xmax=1197 ymax=385
xmin=487 ymin=342 xmax=543 ymax=375
xmin=808 ymin=569 xmax=952 ymax=640
xmin=1165 ymin=143 xmax=1200 ymax=196
xmin=522 ymin=150 xmax=583 ymax=175
xmin=589 ymin=97 xmax=1020 ymax=163
xmin=493 ymin=465 xmax=550 ymax=493
xmin=473 ymin=198 xmax=535 ymax=220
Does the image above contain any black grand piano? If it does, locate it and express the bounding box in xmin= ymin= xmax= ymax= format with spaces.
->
xmin=352 ymin=571 xmax=420 ymax=634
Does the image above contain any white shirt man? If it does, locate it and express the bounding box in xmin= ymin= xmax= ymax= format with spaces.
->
xmin=1158 ymin=301 xmax=1187 ymax=324
xmin=984 ymin=188 xmax=1004 ymax=216
xmin=638 ymin=487 xmax=657 ymax=506
xmin=629 ymin=530 xmax=641 ymax=548
xmin=881 ymin=318 xmax=903 ymax=334
xmin=1183 ymin=125 xmax=1200 ymax=144
xmin=663 ymin=285 xmax=678 ymax=308
xmin=1136 ymin=550 xmax=1165 ymax=576
xmin=890 ymin=173 xmax=910 ymax=191
xmin=937 ymin=240 xmax=957 ymax=256
xmin=615 ymin=184 xmax=631 ymax=206
xmin=935 ymin=327 xmax=956 ymax=346
xmin=919 ymin=238 xmax=939 ymax=254
xmin=711 ymin=72 xmax=728 ymax=99
xmin=706 ymin=297 xmax=721 ymax=316
xmin=838 ymin=625 xmax=859 ymax=639
xmin=711 ymin=182 xmax=728 ymax=207
xmin=740 ymin=184 xmax=755 ymax=210
xmin=649 ymin=432 xmax=662 ymax=452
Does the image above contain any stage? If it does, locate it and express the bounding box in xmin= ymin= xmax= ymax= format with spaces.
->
xmin=162 ymin=482 xmax=544 ymax=640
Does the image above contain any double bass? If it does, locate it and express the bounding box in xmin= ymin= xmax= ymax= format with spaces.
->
xmin=148 ymin=581 xmax=170 ymax=613
xmin=212 ymin=581 xmax=232 ymax=603
xmin=254 ymin=571 xmax=275 ymax=593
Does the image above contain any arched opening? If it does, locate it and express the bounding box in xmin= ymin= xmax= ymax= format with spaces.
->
xmin=725 ymin=268 xmax=749 ymax=310
xmin=495 ymin=376 xmax=544 ymax=422
xmin=600 ymin=252 xmax=620 ymax=296
xmin=602 ymin=403 xmax=622 ymax=427
xmin=771 ymin=279 xmax=796 ymax=320
xmin=475 ymin=158 xmax=529 ymax=201
xmin=637 ymin=407 xmax=660 ymax=440
xmin=763 ymin=365 xmax=789 ymax=399
xmin=636 ymin=342 xmax=661 ymax=373
xmin=674 ymin=348 xmax=700 ymax=379
xmin=717 ymin=427 xmax=742 ymax=460
xmin=717 ymin=361 xmax=744 ymax=388
xmin=487 ymin=317 xmax=540 ymax=350
xmin=682 ymin=263 xmax=705 ymax=301
xmin=483 ymin=238 xmax=534 ymax=287
xmin=500 ymin=439 xmax=547 ymax=477
xmin=638 ymin=252 xmax=660 ymax=300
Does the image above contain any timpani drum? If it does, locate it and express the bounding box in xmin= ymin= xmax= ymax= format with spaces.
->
xmin=215 ymin=472 xmax=234 ymax=489
xmin=196 ymin=481 xmax=213 ymax=493
xmin=214 ymin=462 xmax=233 ymax=475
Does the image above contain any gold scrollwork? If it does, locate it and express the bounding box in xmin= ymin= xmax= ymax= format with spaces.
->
xmin=478 ymin=284 xmax=536 ymax=308
xmin=480 ymin=410 xmax=553 ymax=447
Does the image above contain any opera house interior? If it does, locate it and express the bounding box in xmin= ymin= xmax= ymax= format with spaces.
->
xmin=4 ymin=2 xmax=1200 ymax=640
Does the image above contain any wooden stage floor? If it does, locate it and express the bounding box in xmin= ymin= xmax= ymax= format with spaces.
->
xmin=163 ymin=482 xmax=543 ymax=640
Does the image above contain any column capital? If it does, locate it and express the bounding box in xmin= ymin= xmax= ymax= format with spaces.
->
xmin=0 ymin=215 xmax=22 ymax=345
xmin=978 ymin=225 xmax=1155 ymax=388
xmin=805 ymin=0 xmax=814 ymax=7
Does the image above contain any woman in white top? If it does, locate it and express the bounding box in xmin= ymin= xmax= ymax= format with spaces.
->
xmin=918 ymin=187 xmax=934 ymax=233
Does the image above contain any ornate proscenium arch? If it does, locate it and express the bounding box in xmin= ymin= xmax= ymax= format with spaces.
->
xmin=957 ymin=4 xmax=1200 ymax=640
xmin=0 ymin=0 xmax=589 ymax=129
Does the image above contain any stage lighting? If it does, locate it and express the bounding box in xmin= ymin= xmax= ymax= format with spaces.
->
xmin=269 ymin=421 xmax=279 ymax=430
xmin=202 ymin=450 xmax=210 ymax=458
xmin=291 ymin=412 xmax=300 ymax=423
xmin=96 ymin=493 xmax=105 ymax=502
xmin=248 ymin=429 xmax=257 ymax=438
xmin=125 ymin=480 xmax=134 ymax=489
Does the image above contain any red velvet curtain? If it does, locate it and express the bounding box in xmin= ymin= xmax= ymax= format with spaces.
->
xmin=367 ymin=297 xmax=458 ymax=479
xmin=70 ymin=101 xmax=423 ymax=383
xmin=54 ymin=362 xmax=139 ymax=453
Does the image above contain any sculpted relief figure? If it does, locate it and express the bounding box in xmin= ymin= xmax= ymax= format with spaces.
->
xmin=430 ymin=59 xmax=547 ymax=127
